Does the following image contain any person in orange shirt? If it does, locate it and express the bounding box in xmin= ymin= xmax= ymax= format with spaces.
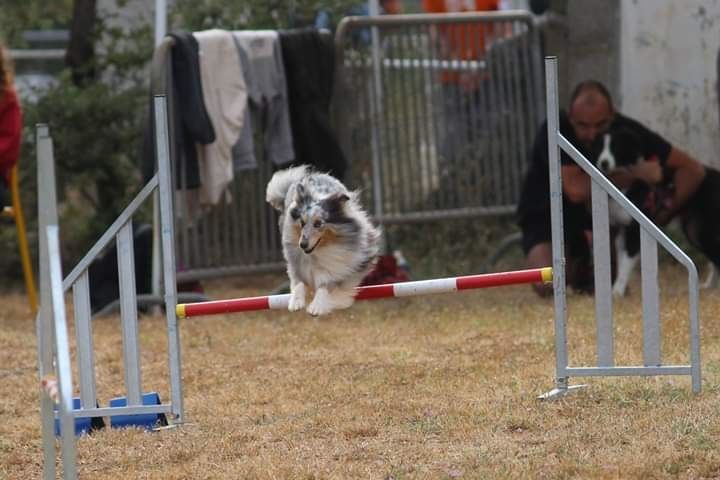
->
xmin=422 ymin=0 xmax=504 ymax=184
xmin=0 ymin=43 xmax=22 ymax=210
xmin=423 ymin=0 xmax=501 ymax=81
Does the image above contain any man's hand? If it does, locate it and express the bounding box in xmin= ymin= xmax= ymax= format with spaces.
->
xmin=629 ymin=160 xmax=663 ymax=185
xmin=654 ymin=206 xmax=674 ymax=227
xmin=607 ymin=160 xmax=662 ymax=190
xmin=608 ymin=169 xmax=635 ymax=189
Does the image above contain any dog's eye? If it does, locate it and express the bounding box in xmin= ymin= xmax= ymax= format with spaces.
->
xmin=290 ymin=208 xmax=300 ymax=220
xmin=313 ymin=220 xmax=323 ymax=228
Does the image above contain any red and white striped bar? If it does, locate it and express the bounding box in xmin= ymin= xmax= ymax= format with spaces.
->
xmin=176 ymin=267 xmax=552 ymax=318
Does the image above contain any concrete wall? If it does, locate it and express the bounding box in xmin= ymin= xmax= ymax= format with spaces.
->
xmin=620 ymin=0 xmax=720 ymax=167
xmin=565 ymin=0 xmax=621 ymax=105
xmin=541 ymin=0 xmax=621 ymax=108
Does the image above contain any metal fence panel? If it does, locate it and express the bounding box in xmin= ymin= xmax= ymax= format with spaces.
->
xmin=333 ymin=11 xmax=544 ymax=224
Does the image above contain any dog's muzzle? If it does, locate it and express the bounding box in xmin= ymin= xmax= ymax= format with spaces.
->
xmin=301 ymin=239 xmax=321 ymax=254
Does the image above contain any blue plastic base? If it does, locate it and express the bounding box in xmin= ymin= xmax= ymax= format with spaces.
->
xmin=108 ymin=391 xmax=168 ymax=430
xmin=54 ymin=398 xmax=105 ymax=437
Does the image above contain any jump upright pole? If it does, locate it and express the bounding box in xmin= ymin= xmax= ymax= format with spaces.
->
xmin=176 ymin=267 xmax=553 ymax=318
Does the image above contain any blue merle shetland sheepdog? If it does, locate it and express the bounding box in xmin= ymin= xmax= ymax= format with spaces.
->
xmin=266 ymin=165 xmax=382 ymax=315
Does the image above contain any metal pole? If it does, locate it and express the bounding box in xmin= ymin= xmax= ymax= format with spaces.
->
xmin=151 ymin=0 xmax=168 ymax=316
xmin=154 ymin=95 xmax=184 ymax=422
xmin=35 ymin=124 xmax=58 ymax=479
xmin=47 ymin=226 xmax=78 ymax=479
xmin=544 ymin=56 xmax=570 ymax=396
xmin=368 ymin=0 xmax=385 ymax=218
xmin=155 ymin=0 xmax=167 ymax=47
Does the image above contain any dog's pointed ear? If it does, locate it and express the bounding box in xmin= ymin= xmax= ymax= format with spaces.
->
xmin=295 ymin=183 xmax=310 ymax=205
xmin=321 ymin=193 xmax=349 ymax=213
xmin=327 ymin=192 xmax=350 ymax=206
xmin=268 ymin=198 xmax=284 ymax=211
xmin=331 ymin=193 xmax=350 ymax=204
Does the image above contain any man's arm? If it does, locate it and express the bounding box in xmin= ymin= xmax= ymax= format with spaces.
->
xmin=656 ymin=147 xmax=706 ymax=225
xmin=561 ymin=164 xmax=591 ymax=204
xmin=561 ymin=160 xmax=663 ymax=205
xmin=605 ymin=160 xmax=663 ymax=190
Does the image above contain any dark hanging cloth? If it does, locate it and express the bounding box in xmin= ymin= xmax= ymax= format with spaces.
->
xmin=142 ymin=31 xmax=215 ymax=189
xmin=278 ymin=28 xmax=347 ymax=180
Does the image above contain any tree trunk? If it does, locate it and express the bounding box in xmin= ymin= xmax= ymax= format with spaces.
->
xmin=65 ymin=0 xmax=97 ymax=86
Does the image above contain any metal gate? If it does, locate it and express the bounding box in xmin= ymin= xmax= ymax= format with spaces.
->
xmin=333 ymin=11 xmax=544 ymax=223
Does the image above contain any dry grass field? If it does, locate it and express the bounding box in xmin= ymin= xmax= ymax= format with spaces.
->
xmin=2 ymin=266 xmax=720 ymax=479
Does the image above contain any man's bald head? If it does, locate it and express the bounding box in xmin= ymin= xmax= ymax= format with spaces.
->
xmin=568 ymin=81 xmax=615 ymax=148
xmin=571 ymin=88 xmax=613 ymax=113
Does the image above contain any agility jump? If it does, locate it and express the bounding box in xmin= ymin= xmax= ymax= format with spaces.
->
xmin=176 ymin=267 xmax=553 ymax=318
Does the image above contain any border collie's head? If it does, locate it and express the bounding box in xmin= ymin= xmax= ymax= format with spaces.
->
xmin=590 ymin=128 xmax=644 ymax=174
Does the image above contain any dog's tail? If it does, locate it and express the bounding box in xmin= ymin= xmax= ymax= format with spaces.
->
xmin=266 ymin=165 xmax=309 ymax=211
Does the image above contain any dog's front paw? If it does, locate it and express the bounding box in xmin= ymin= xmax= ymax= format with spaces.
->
xmin=612 ymin=283 xmax=628 ymax=297
xmin=288 ymin=284 xmax=306 ymax=311
xmin=307 ymin=288 xmax=334 ymax=316
xmin=701 ymin=263 xmax=719 ymax=289
xmin=288 ymin=294 xmax=306 ymax=311
xmin=306 ymin=298 xmax=333 ymax=316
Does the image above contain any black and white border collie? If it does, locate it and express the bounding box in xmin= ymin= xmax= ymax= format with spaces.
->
xmin=592 ymin=129 xmax=656 ymax=296
xmin=591 ymin=128 xmax=720 ymax=295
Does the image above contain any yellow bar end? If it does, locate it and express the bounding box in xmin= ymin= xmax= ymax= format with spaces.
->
xmin=541 ymin=267 xmax=553 ymax=284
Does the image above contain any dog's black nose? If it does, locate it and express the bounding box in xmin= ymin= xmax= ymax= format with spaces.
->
xmin=300 ymin=240 xmax=308 ymax=250
xmin=599 ymin=160 xmax=609 ymax=171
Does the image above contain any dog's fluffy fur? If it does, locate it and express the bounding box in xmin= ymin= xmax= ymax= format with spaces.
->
xmin=266 ymin=165 xmax=381 ymax=315
xmin=591 ymin=129 xmax=720 ymax=295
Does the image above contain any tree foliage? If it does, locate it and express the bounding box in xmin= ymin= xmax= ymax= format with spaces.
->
xmin=171 ymin=0 xmax=360 ymax=31
xmin=1 ymin=1 xmax=152 ymax=285
xmin=0 ymin=0 xmax=74 ymax=46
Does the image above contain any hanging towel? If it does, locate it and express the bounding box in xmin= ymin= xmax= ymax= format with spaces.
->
xmin=170 ymin=32 xmax=216 ymax=145
xmin=194 ymin=29 xmax=248 ymax=205
xmin=231 ymin=30 xmax=295 ymax=171
xmin=278 ymin=28 xmax=347 ymax=180
xmin=141 ymin=32 xmax=214 ymax=189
